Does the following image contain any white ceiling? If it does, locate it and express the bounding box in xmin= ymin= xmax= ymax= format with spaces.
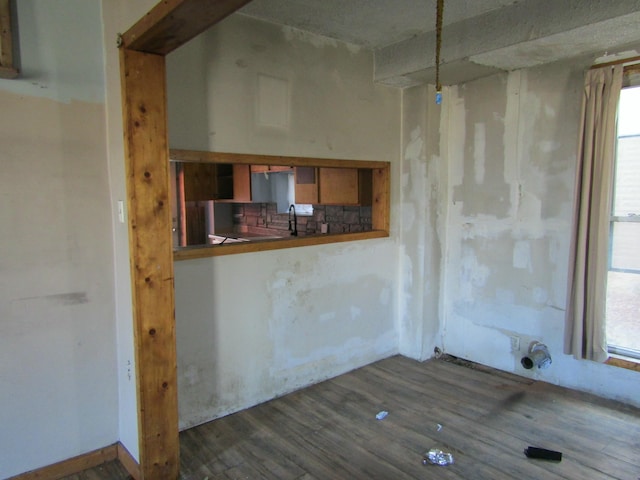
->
xmin=239 ymin=0 xmax=640 ymax=87
xmin=240 ymin=0 xmax=520 ymax=49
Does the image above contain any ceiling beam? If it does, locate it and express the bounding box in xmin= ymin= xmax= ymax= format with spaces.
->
xmin=121 ymin=0 xmax=253 ymax=55
xmin=375 ymin=0 xmax=640 ymax=88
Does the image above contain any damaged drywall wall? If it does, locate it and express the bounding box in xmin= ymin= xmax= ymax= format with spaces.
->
xmin=440 ymin=59 xmax=640 ymax=406
xmin=175 ymin=243 xmax=397 ymax=428
xmin=168 ymin=14 xmax=401 ymax=429
xmin=397 ymin=84 xmax=446 ymax=360
xmin=168 ymin=14 xmax=399 ymax=158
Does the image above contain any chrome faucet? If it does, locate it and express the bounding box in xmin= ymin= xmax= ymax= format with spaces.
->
xmin=288 ymin=204 xmax=298 ymax=236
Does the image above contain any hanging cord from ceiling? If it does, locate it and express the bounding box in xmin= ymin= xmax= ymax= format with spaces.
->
xmin=435 ymin=0 xmax=444 ymax=104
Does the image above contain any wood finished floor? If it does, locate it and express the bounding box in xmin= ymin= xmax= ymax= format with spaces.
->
xmin=63 ymin=356 xmax=640 ymax=480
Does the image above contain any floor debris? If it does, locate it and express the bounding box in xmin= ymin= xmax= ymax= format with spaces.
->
xmin=375 ymin=410 xmax=388 ymax=420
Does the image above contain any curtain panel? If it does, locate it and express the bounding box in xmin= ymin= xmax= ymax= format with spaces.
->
xmin=565 ymin=65 xmax=623 ymax=362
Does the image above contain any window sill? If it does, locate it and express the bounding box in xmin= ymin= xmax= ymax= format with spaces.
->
xmin=173 ymin=230 xmax=388 ymax=261
xmin=605 ymin=355 xmax=640 ymax=372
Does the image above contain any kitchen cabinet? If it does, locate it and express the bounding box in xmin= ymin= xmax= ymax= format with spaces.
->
xmin=250 ymin=164 xmax=292 ymax=173
xmin=215 ymin=164 xmax=295 ymax=205
xmin=294 ymin=167 xmax=372 ymax=205
xmin=183 ymin=163 xmax=233 ymax=201
xmin=294 ymin=167 xmax=318 ymax=204
xmin=231 ymin=164 xmax=251 ymax=202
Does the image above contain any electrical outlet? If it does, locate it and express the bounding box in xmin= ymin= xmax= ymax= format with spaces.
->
xmin=510 ymin=335 xmax=520 ymax=352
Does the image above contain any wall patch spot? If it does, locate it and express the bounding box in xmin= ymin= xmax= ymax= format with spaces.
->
xmin=513 ymin=240 xmax=532 ymax=272
xmin=256 ymin=74 xmax=290 ymax=129
xmin=473 ymin=122 xmax=486 ymax=184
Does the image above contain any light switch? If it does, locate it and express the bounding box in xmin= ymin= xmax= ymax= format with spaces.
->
xmin=118 ymin=200 xmax=125 ymax=223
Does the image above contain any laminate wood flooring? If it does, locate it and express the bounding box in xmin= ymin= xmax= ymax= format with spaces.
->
xmin=61 ymin=355 xmax=640 ymax=480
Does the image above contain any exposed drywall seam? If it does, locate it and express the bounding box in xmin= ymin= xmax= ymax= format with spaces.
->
xmin=504 ymin=69 xmax=523 ymax=220
xmin=396 ymin=88 xmax=407 ymax=347
xmin=437 ymin=85 xmax=451 ymax=353
xmin=440 ymin=84 xmax=465 ymax=354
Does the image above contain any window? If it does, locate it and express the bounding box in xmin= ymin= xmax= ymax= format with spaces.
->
xmin=606 ymin=84 xmax=640 ymax=359
xmin=168 ymin=150 xmax=390 ymax=260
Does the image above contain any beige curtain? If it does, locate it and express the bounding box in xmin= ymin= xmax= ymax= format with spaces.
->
xmin=565 ymin=65 xmax=623 ymax=362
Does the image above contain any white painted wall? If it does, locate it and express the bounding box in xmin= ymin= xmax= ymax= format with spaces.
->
xmin=167 ymin=15 xmax=402 ymax=429
xmin=0 ymin=1 xmax=118 ymax=478
xmin=437 ymin=60 xmax=640 ymax=406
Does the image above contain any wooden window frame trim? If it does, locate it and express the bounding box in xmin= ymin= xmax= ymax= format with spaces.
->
xmin=605 ymin=71 xmax=640 ymax=371
xmin=606 ymin=356 xmax=640 ymax=372
xmin=170 ymin=149 xmax=390 ymax=261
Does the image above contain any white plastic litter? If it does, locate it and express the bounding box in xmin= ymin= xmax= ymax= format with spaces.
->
xmin=376 ymin=410 xmax=389 ymax=420
xmin=422 ymin=448 xmax=454 ymax=466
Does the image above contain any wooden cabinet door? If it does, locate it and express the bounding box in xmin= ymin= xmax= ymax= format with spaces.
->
xmin=183 ymin=163 xmax=234 ymax=201
xmin=183 ymin=163 xmax=218 ymax=201
xmin=268 ymin=165 xmax=293 ymax=172
xmin=251 ymin=164 xmax=292 ymax=173
xmin=232 ymin=164 xmax=251 ymax=202
xmin=295 ymin=167 xmax=372 ymax=206
xmin=319 ymin=167 xmax=359 ymax=205
xmin=294 ymin=166 xmax=318 ymax=204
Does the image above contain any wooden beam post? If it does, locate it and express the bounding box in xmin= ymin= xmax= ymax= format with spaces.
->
xmin=372 ymin=165 xmax=390 ymax=232
xmin=0 ymin=0 xmax=19 ymax=78
xmin=120 ymin=47 xmax=178 ymax=480
xmin=120 ymin=0 xmax=252 ymax=55
xmin=117 ymin=1 xmax=280 ymax=478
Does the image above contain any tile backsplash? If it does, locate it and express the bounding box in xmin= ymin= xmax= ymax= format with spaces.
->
xmin=232 ymin=203 xmax=372 ymax=236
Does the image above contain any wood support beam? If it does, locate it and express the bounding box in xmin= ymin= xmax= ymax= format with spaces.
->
xmin=118 ymin=1 xmax=297 ymax=479
xmin=169 ymin=148 xmax=390 ymax=169
xmin=372 ymin=165 xmax=390 ymax=232
xmin=120 ymin=47 xmax=178 ymax=480
xmin=120 ymin=0 xmax=252 ymax=55
xmin=0 ymin=0 xmax=18 ymax=78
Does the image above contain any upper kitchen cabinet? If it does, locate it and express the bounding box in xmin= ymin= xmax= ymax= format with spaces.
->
xmin=250 ymin=165 xmax=292 ymax=173
xmin=294 ymin=167 xmax=319 ymax=204
xmin=295 ymin=167 xmax=372 ymax=205
xmin=231 ymin=164 xmax=294 ymax=207
xmin=320 ymin=167 xmax=372 ymax=205
xmin=231 ymin=164 xmax=251 ymax=202
xmin=183 ymin=162 xmax=233 ymax=201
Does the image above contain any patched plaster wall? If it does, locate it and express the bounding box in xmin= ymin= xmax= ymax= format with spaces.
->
xmin=5 ymin=2 xmax=639 ymax=476
xmin=397 ymin=84 xmax=447 ymax=359
xmin=167 ymin=14 xmax=402 ymax=429
xmin=439 ymin=60 xmax=640 ymax=406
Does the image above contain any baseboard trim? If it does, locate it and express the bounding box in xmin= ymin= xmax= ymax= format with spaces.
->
xmin=8 ymin=444 xmax=118 ymax=480
xmin=117 ymin=442 xmax=141 ymax=480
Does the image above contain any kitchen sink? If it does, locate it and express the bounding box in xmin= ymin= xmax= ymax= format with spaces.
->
xmin=208 ymin=234 xmax=285 ymax=245
xmin=208 ymin=235 xmax=250 ymax=245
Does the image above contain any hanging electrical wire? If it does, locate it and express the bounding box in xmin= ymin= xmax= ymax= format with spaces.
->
xmin=435 ymin=0 xmax=444 ymax=104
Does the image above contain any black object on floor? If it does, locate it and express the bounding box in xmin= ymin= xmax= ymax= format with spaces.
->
xmin=524 ymin=446 xmax=562 ymax=461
